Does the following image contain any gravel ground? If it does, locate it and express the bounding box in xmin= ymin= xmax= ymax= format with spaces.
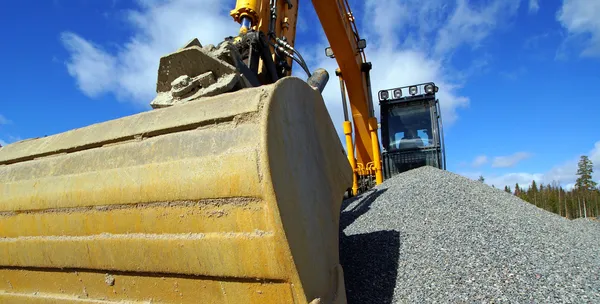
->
xmin=339 ymin=166 xmax=600 ymax=303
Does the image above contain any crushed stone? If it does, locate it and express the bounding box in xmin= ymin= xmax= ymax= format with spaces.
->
xmin=340 ymin=166 xmax=600 ymax=303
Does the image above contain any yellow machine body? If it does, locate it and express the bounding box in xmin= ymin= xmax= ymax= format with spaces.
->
xmin=0 ymin=78 xmax=351 ymax=303
xmin=0 ymin=0 xmax=391 ymax=302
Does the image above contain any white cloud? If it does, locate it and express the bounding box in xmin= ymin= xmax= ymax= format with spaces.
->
xmin=499 ymin=66 xmax=527 ymax=80
xmin=291 ymin=0 xmax=475 ymax=148
xmin=529 ymin=0 xmax=540 ymax=13
xmin=365 ymin=49 xmax=469 ymax=125
xmin=472 ymin=155 xmax=488 ymax=168
xmin=434 ymin=0 xmax=521 ymax=55
xmin=461 ymin=141 xmax=600 ymax=190
xmin=363 ymin=0 xmax=411 ymax=46
xmin=61 ymin=33 xmax=118 ymax=98
xmin=0 ymin=135 xmax=22 ymax=147
xmin=61 ymin=0 xmax=238 ymax=107
xmin=0 ymin=115 xmax=12 ymax=147
xmin=300 ymin=0 xmax=524 ymax=149
xmin=484 ymin=172 xmax=543 ymax=189
xmin=362 ymin=0 xmax=520 ymax=56
xmin=492 ymin=152 xmax=532 ymax=168
xmin=60 ymin=0 xmax=519 ymax=148
xmin=461 ymin=169 xmax=555 ymax=191
xmin=589 ymin=141 xmax=600 ymax=173
xmin=557 ymin=0 xmax=600 ymax=57
xmin=590 ymin=141 xmax=600 ymax=160
xmin=301 ymin=47 xmax=470 ymax=150
xmin=0 ymin=114 xmax=10 ymax=125
xmin=481 ymin=165 xmax=570 ymax=191
xmin=524 ymin=32 xmax=551 ymax=50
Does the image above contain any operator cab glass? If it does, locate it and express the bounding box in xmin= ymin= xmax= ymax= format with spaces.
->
xmin=378 ymin=82 xmax=446 ymax=180
xmin=384 ymin=103 xmax=434 ymax=152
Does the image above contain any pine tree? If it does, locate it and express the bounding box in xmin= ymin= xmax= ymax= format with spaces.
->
xmin=576 ymin=155 xmax=596 ymax=218
xmin=478 ymin=175 xmax=485 ymax=183
xmin=539 ymin=184 xmax=545 ymax=210
xmin=576 ymin=155 xmax=597 ymax=191
xmin=530 ymin=180 xmax=538 ymax=207
xmin=557 ymin=183 xmax=563 ymax=216
xmin=501 ymin=172 xmax=599 ymax=219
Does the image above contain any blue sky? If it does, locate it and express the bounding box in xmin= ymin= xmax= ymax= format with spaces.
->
xmin=0 ymin=0 xmax=599 ymax=190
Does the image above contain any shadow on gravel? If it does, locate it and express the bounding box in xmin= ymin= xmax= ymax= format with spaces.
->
xmin=340 ymin=230 xmax=401 ymax=304
xmin=339 ymin=189 xmax=401 ymax=304
xmin=340 ymin=189 xmax=387 ymax=230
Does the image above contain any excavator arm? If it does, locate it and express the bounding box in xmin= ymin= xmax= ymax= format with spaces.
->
xmin=312 ymin=0 xmax=376 ymax=164
xmin=312 ymin=0 xmax=384 ymax=191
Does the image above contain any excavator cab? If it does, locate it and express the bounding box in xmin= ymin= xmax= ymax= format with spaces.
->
xmin=378 ymin=83 xmax=446 ymax=179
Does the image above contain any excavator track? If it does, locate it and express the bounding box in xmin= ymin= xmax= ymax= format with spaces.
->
xmin=0 ymin=77 xmax=351 ymax=303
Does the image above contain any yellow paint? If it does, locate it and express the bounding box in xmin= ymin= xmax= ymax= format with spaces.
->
xmin=311 ymin=0 xmax=374 ymax=166
xmin=275 ymin=0 xmax=298 ymax=75
xmin=355 ymin=162 xmax=374 ymax=178
xmin=343 ymin=121 xmax=358 ymax=196
xmin=0 ymin=78 xmax=351 ymax=303
xmin=0 ymin=233 xmax=286 ymax=279
xmin=257 ymin=0 xmax=271 ymax=34
xmin=254 ymin=0 xmax=298 ymax=78
xmin=0 ymin=89 xmax=262 ymax=166
xmin=368 ymin=117 xmax=383 ymax=185
xmin=0 ymin=200 xmax=266 ymax=237
xmin=230 ymin=0 xmax=261 ymax=24
xmin=0 ymin=294 xmax=116 ymax=304
xmin=0 ymin=151 xmax=262 ymax=212
xmin=0 ymin=268 xmax=292 ymax=303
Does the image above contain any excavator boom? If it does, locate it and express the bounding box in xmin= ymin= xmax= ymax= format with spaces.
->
xmin=312 ymin=0 xmax=384 ymax=190
xmin=312 ymin=0 xmax=374 ymax=164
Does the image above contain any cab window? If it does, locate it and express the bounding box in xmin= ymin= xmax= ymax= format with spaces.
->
xmin=385 ymin=103 xmax=433 ymax=151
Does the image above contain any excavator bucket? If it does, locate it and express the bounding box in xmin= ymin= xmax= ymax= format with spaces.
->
xmin=0 ymin=77 xmax=352 ymax=303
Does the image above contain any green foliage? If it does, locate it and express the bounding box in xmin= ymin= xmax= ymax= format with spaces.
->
xmin=576 ymin=155 xmax=597 ymax=191
xmin=507 ymin=155 xmax=599 ymax=219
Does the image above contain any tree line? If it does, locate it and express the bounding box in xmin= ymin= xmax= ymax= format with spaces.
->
xmin=485 ymin=155 xmax=599 ymax=219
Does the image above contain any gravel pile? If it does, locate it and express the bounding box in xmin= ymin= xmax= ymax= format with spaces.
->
xmin=339 ymin=166 xmax=600 ymax=303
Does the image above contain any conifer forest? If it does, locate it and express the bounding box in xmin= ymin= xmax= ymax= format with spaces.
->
xmin=490 ymin=155 xmax=599 ymax=219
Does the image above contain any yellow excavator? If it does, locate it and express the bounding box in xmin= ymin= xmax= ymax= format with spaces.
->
xmin=0 ymin=0 xmax=442 ymax=303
